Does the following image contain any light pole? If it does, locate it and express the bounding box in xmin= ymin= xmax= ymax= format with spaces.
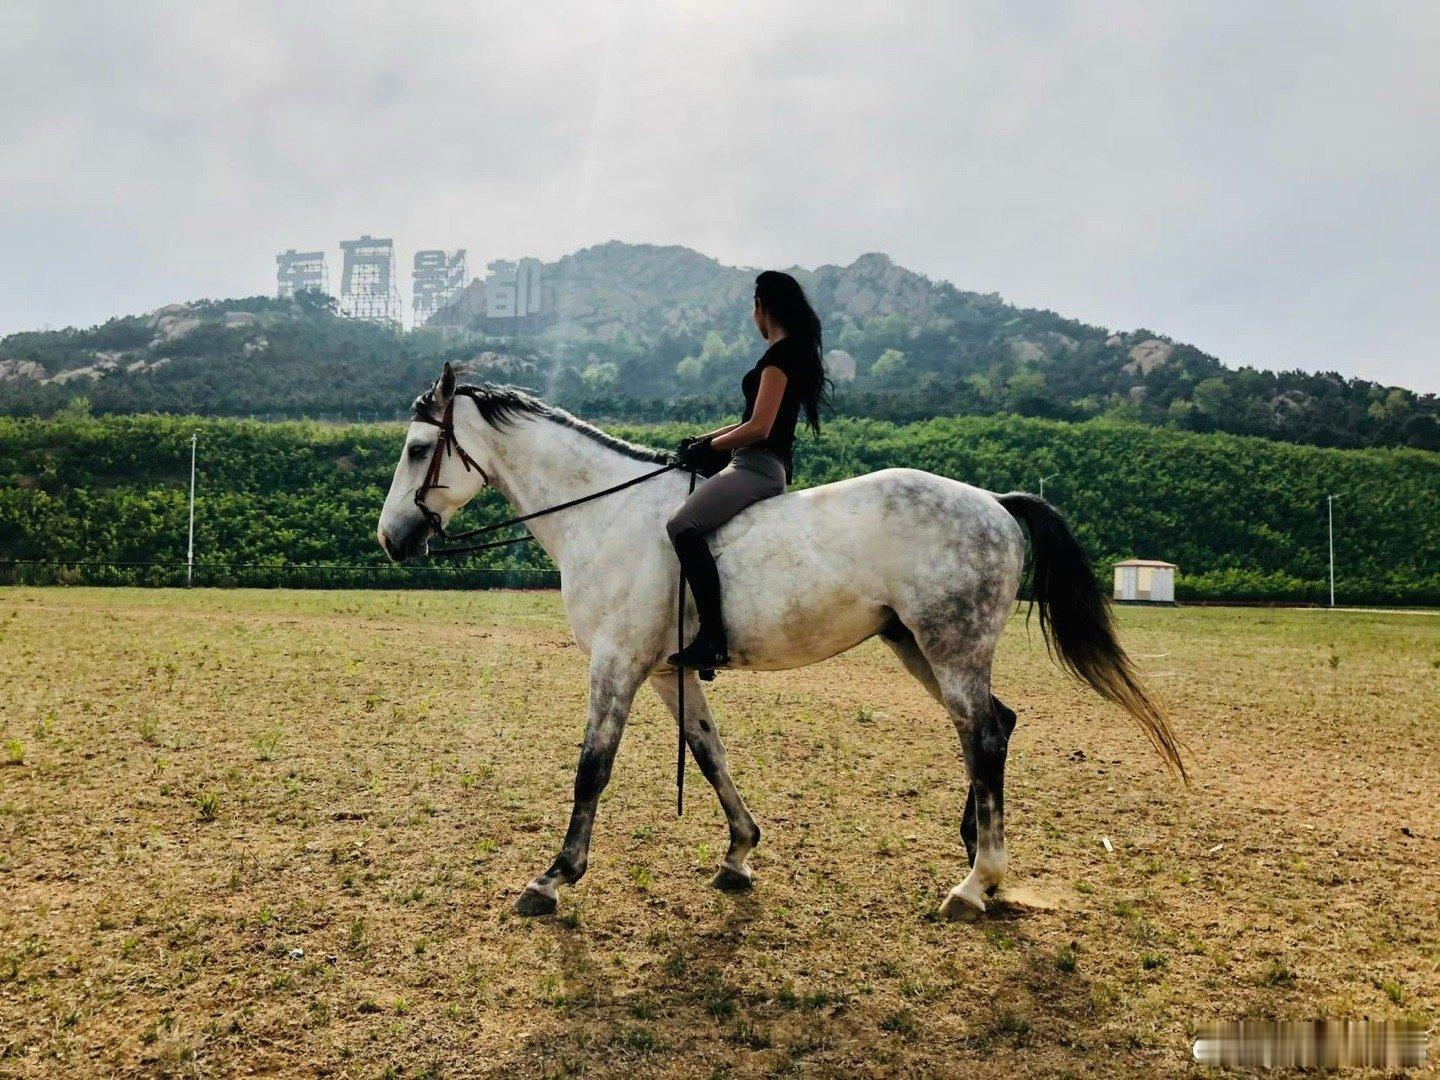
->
xmin=187 ymin=433 xmax=198 ymax=587
xmin=1039 ymin=473 xmax=1058 ymax=500
xmin=1327 ymin=492 xmax=1343 ymax=608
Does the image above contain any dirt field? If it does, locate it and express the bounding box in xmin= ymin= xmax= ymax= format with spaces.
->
xmin=1 ymin=589 xmax=1436 ymax=1077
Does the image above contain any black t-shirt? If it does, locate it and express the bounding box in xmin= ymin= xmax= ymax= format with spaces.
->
xmin=740 ymin=336 xmax=814 ymax=480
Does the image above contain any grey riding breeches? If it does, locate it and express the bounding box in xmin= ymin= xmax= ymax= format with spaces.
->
xmin=666 ymin=447 xmax=787 ymax=540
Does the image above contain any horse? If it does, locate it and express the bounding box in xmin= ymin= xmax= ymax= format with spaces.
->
xmin=377 ymin=363 xmax=1185 ymax=921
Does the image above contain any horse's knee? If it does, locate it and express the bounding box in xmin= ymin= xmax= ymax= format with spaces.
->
xmin=573 ymin=746 xmax=613 ymax=803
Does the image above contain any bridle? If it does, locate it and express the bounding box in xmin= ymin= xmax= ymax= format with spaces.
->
xmin=408 ymin=386 xmax=679 ymax=556
xmin=410 ymin=391 xmax=490 ymax=538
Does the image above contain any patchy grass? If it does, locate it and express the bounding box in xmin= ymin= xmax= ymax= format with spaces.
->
xmin=0 ymin=588 xmax=1437 ymax=1076
xmin=195 ymin=791 xmax=220 ymax=821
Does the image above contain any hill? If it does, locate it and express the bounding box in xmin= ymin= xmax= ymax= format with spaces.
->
xmin=1 ymin=243 xmax=1437 ymax=452
xmin=2 ymin=410 xmax=1436 ymax=604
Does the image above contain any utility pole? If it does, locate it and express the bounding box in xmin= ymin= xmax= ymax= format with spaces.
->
xmin=1039 ymin=473 xmax=1058 ymax=500
xmin=1327 ymin=492 xmax=1342 ymax=609
xmin=187 ymin=433 xmax=198 ymax=587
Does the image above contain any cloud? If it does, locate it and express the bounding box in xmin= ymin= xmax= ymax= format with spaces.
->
xmin=1 ymin=0 xmax=1436 ymax=390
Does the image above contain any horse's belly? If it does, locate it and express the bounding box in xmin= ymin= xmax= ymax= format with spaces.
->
xmin=723 ymin=576 xmax=890 ymax=670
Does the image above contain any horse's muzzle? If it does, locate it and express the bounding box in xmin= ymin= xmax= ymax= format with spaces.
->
xmin=378 ymin=522 xmax=430 ymax=563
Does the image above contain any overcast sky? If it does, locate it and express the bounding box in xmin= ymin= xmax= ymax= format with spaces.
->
xmin=2 ymin=2 xmax=1437 ymax=390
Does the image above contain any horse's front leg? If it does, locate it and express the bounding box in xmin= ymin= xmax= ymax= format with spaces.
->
xmin=515 ymin=650 xmax=646 ymax=916
xmin=649 ymin=670 xmax=761 ymax=890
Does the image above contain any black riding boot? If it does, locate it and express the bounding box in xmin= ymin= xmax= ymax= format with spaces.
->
xmin=668 ymin=527 xmax=730 ymax=669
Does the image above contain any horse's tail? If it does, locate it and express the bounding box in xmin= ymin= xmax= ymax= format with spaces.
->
xmin=996 ymin=492 xmax=1187 ymax=783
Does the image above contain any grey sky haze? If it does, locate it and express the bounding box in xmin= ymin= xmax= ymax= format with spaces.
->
xmin=2 ymin=1 xmax=1437 ymax=390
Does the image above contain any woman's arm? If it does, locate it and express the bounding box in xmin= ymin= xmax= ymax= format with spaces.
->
xmin=711 ymin=367 xmax=787 ymax=452
xmin=693 ymin=421 xmax=742 ymax=442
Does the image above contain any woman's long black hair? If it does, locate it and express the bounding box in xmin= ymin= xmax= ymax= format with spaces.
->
xmin=754 ymin=270 xmax=830 ymax=435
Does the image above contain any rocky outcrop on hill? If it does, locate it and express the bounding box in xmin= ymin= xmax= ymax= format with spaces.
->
xmin=1124 ymin=339 xmax=1174 ymax=375
xmin=804 ymin=252 xmax=948 ymax=323
xmin=0 ymin=359 xmax=45 ymax=383
xmin=542 ymin=242 xmax=750 ymax=339
xmin=1 ymin=298 xmax=303 ymax=391
xmin=438 ymin=243 xmax=973 ymax=346
xmin=825 ymin=349 xmax=857 ymax=381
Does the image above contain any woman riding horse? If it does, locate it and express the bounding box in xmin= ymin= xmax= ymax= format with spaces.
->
xmin=667 ymin=271 xmax=829 ymax=669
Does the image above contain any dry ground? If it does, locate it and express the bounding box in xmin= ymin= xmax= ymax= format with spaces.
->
xmin=1 ymin=588 xmax=1436 ymax=1077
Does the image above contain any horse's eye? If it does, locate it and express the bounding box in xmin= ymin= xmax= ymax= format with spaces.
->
xmin=408 ymin=444 xmax=432 ymax=460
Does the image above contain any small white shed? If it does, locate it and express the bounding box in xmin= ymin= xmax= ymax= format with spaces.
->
xmin=1113 ymin=559 xmax=1177 ymax=604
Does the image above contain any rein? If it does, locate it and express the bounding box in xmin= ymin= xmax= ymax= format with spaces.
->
xmin=411 ymin=390 xmax=697 ymax=814
xmin=429 ymin=462 xmax=679 ymax=556
xmin=675 ymin=467 xmax=698 ymax=816
xmin=412 ymin=389 xmax=679 ymax=556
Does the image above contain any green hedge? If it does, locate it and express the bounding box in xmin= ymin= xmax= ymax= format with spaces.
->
xmin=1 ymin=411 xmax=1436 ymax=603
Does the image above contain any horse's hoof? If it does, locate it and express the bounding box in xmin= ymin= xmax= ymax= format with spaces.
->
xmin=514 ymin=887 xmax=558 ymax=917
xmin=939 ymin=889 xmax=985 ymax=922
xmin=712 ymin=865 xmax=753 ymax=892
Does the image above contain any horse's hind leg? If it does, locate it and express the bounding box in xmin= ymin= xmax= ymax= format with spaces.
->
xmin=935 ymin=669 xmax=1016 ymax=921
xmin=650 ymin=670 xmax=761 ymax=890
xmin=883 ymin=623 xmax=981 ymax=867
xmin=882 ymin=620 xmax=942 ymax=702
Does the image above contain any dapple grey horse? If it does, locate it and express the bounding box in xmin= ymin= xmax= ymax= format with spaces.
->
xmin=377 ymin=364 xmax=1184 ymax=921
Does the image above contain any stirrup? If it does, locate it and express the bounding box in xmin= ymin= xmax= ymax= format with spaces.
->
xmin=668 ymin=637 xmax=729 ymax=670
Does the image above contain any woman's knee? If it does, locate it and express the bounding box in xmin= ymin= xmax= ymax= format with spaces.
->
xmin=666 ymin=510 xmax=693 ymax=543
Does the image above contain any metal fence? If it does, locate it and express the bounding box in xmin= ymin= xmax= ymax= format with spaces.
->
xmin=5 ymin=561 xmax=1434 ymax=609
xmin=0 ymin=560 xmax=560 ymax=591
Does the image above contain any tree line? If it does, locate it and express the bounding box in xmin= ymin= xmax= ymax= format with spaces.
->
xmin=4 ymin=281 xmax=1438 ymax=455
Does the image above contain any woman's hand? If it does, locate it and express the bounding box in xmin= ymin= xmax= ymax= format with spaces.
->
xmin=675 ymin=436 xmax=713 ymax=469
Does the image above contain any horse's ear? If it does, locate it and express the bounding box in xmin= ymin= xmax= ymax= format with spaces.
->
xmin=438 ymin=362 xmax=456 ymax=404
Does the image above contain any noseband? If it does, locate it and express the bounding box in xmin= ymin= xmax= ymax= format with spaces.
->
xmin=410 ymin=394 xmax=489 ymax=538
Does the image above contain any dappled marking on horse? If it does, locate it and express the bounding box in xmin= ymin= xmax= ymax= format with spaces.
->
xmin=377 ymin=364 xmax=1185 ymax=921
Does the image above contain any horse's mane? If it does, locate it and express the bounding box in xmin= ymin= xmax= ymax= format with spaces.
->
xmin=411 ymin=381 xmax=670 ymax=466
